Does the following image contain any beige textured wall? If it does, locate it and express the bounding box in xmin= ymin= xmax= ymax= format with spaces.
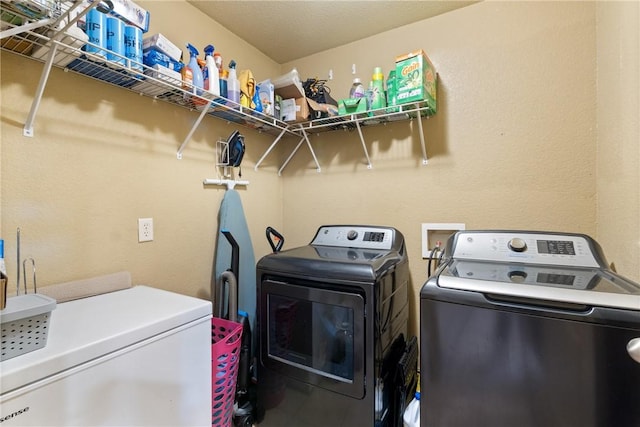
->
xmin=0 ymin=1 xmax=283 ymax=299
xmin=1 ymin=1 xmax=638 ymax=339
xmin=279 ymin=1 xmax=603 ymax=338
xmin=596 ymin=1 xmax=640 ymax=280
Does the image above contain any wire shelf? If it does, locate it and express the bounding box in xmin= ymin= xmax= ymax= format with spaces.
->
xmin=0 ymin=0 xmax=294 ymax=139
xmin=1 ymin=0 xmax=435 ymax=170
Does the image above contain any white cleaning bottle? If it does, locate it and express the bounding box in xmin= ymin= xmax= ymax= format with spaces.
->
xmin=203 ymin=44 xmax=220 ymax=97
xmin=227 ymin=60 xmax=240 ymax=107
xmin=403 ymin=391 xmax=420 ymax=427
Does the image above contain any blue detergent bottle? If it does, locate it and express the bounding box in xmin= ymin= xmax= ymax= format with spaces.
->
xmin=186 ymin=43 xmax=203 ymax=96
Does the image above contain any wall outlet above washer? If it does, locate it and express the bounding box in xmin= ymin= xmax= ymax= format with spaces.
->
xmin=421 ymin=223 xmax=465 ymax=258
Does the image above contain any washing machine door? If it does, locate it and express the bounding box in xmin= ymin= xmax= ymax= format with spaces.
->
xmin=260 ymin=279 xmax=366 ymax=398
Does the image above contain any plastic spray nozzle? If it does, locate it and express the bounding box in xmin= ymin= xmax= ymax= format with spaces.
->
xmin=186 ymin=43 xmax=199 ymax=56
xmin=204 ymin=44 xmax=214 ymax=56
xmin=229 ymin=59 xmax=237 ymax=70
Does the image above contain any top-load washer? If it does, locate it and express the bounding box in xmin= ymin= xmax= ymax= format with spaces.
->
xmin=421 ymin=230 xmax=640 ymax=427
xmin=256 ymin=225 xmax=415 ymax=427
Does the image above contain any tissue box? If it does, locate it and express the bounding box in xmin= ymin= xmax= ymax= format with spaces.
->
xmin=395 ymin=49 xmax=437 ymax=112
xmin=142 ymin=33 xmax=181 ymax=62
xmin=142 ymin=48 xmax=183 ymax=72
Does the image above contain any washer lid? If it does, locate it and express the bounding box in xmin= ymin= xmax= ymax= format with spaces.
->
xmin=257 ymin=244 xmax=404 ymax=282
xmin=437 ymin=260 xmax=640 ymax=310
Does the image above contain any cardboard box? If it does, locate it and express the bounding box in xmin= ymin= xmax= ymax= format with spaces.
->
xmin=295 ymin=97 xmax=310 ymax=122
xmin=280 ymin=97 xmax=315 ymax=122
xmin=338 ymin=98 xmax=367 ymax=115
xmin=280 ymin=98 xmax=296 ymax=121
xmin=142 ymin=33 xmax=181 ymax=62
xmin=274 ymin=81 xmax=305 ymax=100
xmin=274 ymin=77 xmax=334 ymax=122
xmin=395 ymin=49 xmax=437 ymax=112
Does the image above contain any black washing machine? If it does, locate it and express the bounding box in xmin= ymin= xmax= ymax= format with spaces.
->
xmin=256 ymin=225 xmax=416 ymax=427
xmin=421 ymin=230 xmax=640 ymax=427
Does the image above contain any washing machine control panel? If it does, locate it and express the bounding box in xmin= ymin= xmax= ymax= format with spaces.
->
xmin=311 ymin=226 xmax=396 ymax=250
xmin=449 ymin=231 xmax=604 ymax=268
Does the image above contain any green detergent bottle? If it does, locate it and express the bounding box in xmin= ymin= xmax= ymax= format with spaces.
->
xmin=369 ymin=66 xmax=386 ymax=116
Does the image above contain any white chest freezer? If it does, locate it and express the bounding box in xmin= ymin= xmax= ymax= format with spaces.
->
xmin=0 ymin=285 xmax=212 ymax=426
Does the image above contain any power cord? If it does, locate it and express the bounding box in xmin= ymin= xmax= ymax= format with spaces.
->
xmin=427 ymin=240 xmax=444 ymax=277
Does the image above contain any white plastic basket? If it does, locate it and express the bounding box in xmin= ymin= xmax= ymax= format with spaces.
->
xmin=1 ymin=293 xmax=56 ymax=361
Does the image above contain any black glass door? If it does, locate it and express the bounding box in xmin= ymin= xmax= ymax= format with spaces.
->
xmin=261 ymin=279 xmax=365 ymax=398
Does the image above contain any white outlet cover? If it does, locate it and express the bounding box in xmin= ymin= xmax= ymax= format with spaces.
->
xmin=138 ymin=218 xmax=154 ymax=242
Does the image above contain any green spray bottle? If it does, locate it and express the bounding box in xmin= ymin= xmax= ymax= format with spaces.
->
xmin=386 ymin=70 xmax=398 ymax=113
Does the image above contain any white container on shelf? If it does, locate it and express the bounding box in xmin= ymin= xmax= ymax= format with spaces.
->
xmin=31 ymin=16 xmax=89 ymax=67
xmin=403 ymin=391 xmax=420 ymax=427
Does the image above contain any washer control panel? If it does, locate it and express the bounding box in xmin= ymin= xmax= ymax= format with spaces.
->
xmin=450 ymin=231 xmax=603 ymax=268
xmin=311 ymin=225 xmax=396 ymax=250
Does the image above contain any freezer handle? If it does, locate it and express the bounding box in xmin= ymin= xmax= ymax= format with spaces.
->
xmin=628 ymin=338 xmax=640 ymax=364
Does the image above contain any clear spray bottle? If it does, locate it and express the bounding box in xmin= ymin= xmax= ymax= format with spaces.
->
xmin=227 ymin=59 xmax=241 ymax=108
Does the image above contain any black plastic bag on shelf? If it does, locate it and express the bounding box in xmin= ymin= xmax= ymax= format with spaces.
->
xmin=302 ymin=78 xmax=339 ymax=120
xmin=302 ymin=78 xmax=338 ymax=107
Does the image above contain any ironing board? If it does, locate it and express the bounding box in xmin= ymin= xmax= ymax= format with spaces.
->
xmin=214 ymin=189 xmax=256 ymax=341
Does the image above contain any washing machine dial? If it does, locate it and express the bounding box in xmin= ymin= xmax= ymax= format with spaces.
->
xmin=508 ymin=270 xmax=528 ymax=283
xmin=508 ymin=238 xmax=528 ymax=252
xmin=347 ymin=230 xmax=358 ymax=241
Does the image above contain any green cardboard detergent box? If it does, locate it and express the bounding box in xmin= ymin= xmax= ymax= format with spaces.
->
xmin=338 ymin=97 xmax=368 ymax=115
xmin=395 ymin=49 xmax=437 ymax=112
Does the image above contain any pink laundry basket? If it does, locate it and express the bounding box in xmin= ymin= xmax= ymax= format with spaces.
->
xmin=211 ymin=317 xmax=243 ymax=427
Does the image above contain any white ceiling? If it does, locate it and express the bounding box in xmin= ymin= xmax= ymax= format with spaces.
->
xmin=187 ymin=1 xmax=477 ymax=63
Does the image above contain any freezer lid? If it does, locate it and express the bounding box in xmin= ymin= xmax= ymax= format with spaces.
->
xmin=436 ymin=260 xmax=640 ymax=310
xmin=0 ymin=286 xmax=212 ymax=395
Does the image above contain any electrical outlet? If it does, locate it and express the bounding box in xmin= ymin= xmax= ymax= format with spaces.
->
xmin=421 ymin=223 xmax=465 ymax=258
xmin=138 ymin=218 xmax=154 ymax=242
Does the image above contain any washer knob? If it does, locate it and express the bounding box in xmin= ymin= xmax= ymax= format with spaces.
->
xmin=508 ymin=270 xmax=528 ymax=283
xmin=347 ymin=230 xmax=358 ymax=240
xmin=508 ymin=238 xmax=528 ymax=252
